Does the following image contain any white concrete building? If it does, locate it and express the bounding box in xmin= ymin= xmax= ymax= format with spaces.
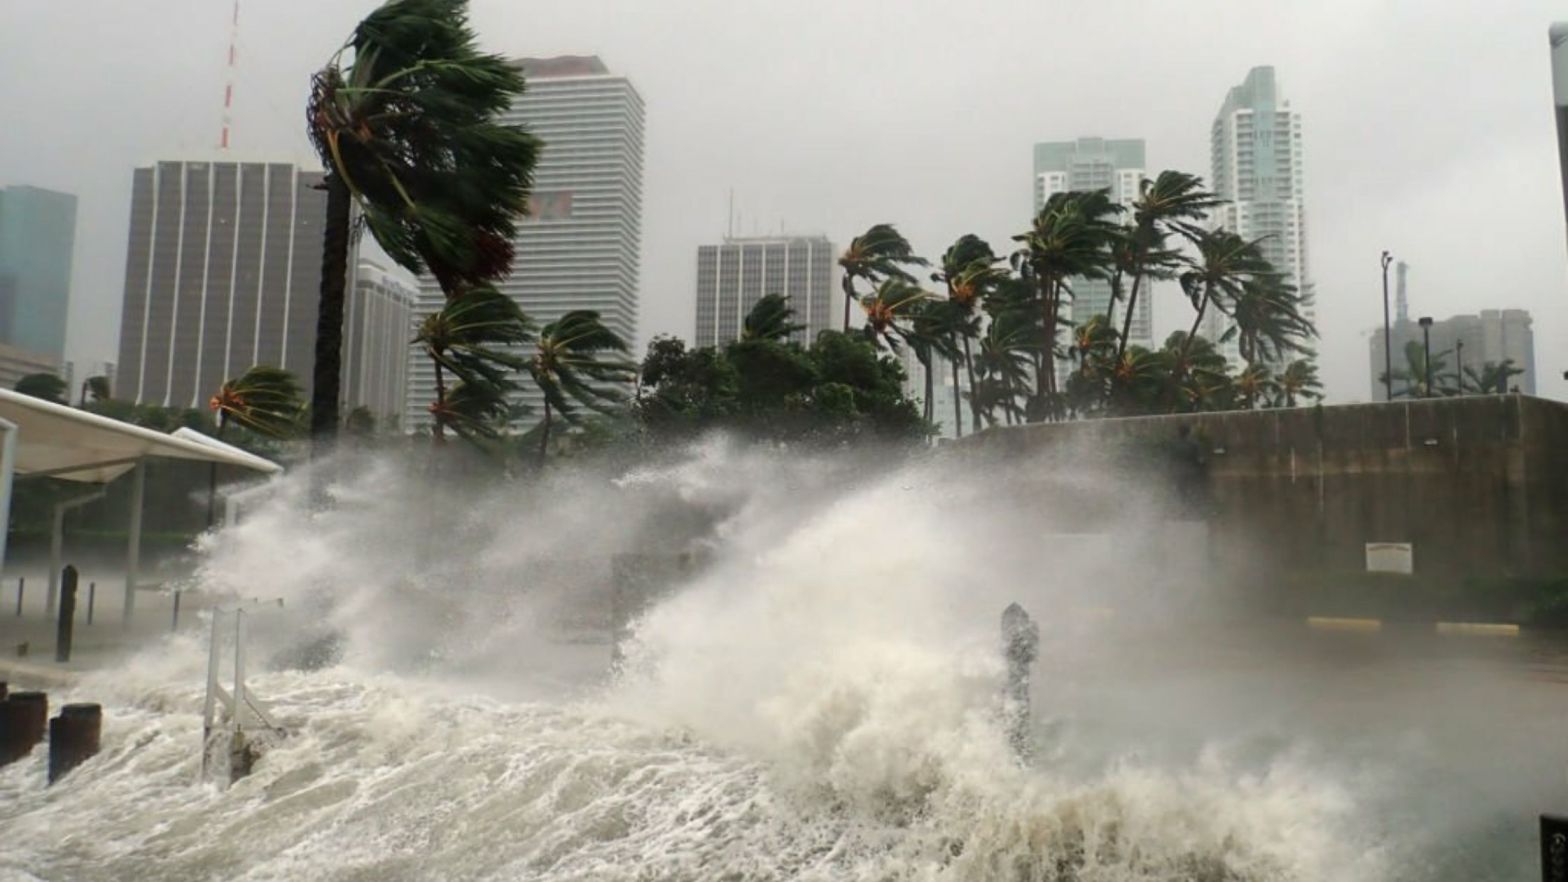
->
xmin=406 ymin=56 xmax=645 ymax=430
xmin=694 ymin=235 xmax=835 ymax=348
xmin=343 ymin=259 xmax=415 ymax=426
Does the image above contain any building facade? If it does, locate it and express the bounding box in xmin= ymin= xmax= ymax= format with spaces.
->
xmin=344 ymin=259 xmax=415 ymax=425
xmin=115 ymin=160 xmax=326 ymax=408
xmin=1204 ymin=67 xmax=1313 ymax=367
xmin=694 ymin=235 xmax=834 ymax=347
xmin=1032 ymin=138 xmax=1151 ymax=349
xmin=0 ymin=343 xmax=60 ymax=391
xmin=406 ymin=56 xmax=645 ymax=430
xmin=1368 ymin=309 xmax=1535 ymax=400
xmin=0 ymin=185 xmax=77 ymax=359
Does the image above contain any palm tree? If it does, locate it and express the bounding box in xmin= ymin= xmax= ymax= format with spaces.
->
xmin=306 ymin=0 xmax=538 ymax=447
xmin=13 ymin=373 xmax=68 ymax=404
xmin=208 ymin=366 xmax=304 ymax=438
xmin=78 ymin=375 xmax=111 ymax=407
xmin=1175 ymin=229 xmax=1272 ymax=367
xmin=1012 ymin=189 xmax=1121 ymax=418
xmin=933 ymin=234 xmax=1006 ymax=436
xmin=1113 ymin=171 xmax=1220 ymax=363
xmin=413 ymin=285 xmax=533 ymax=443
xmin=1232 ymin=363 xmax=1277 ymax=410
xmin=1383 ymin=339 xmax=1456 ymax=398
xmin=1276 ymin=359 xmax=1323 ymax=407
xmin=741 ymin=293 xmax=805 ymax=343
xmin=838 ymin=224 xmax=926 ymax=332
xmin=971 ymin=310 xmax=1039 ymax=427
xmin=858 ymin=278 xmax=931 ymax=354
xmin=1219 ymin=274 xmax=1315 ymax=370
xmin=1063 ymin=314 xmax=1119 ymax=417
xmin=904 ymin=298 xmax=963 ymax=425
xmin=528 ymin=310 xmax=636 ymax=462
xmin=1459 ymin=359 xmax=1524 ymax=395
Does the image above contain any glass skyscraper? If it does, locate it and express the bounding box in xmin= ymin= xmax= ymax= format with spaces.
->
xmin=0 ymin=185 xmax=77 ymax=360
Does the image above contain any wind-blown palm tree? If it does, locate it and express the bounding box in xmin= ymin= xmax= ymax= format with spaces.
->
xmin=208 ymin=366 xmax=304 ymax=438
xmin=1458 ymin=359 xmax=1524 ymax=395
xmin=741 ymin=293 xmax=805 ymax=343
xmin=528 ymin=311 xmax=636 ymax=462
xmin=1276 ymin=359 xmax=1323 ymax=407
xmin=838 ymin=224 xmax=926 ymax=332
xmin=306 ymin=0 xmax=538 ymax=447
xmin=971 ymin=310 xmax=1039 ymax=427
xmin=1385 ymin=340 xmax=1455 ymax=398
xmin=79 ymin=375 xmax=111 ymax=407
xmin=1175 ymin=229 xmax=1272 ymax=367
xmin=1219 ymin=275 xmax=1315 ymax=370
xmin=1113 ymin=171 xmax=1220 ymax=364
xmin=413 ymin=285 xmax=533 ymax=443
xmin=933 ymin=234 xmax=1006 ymax=436
xmin=1013 ymin=189 xmax=1121 ymax=417
xmin=858 ymin=278 xmax=931 ymax=354
xmin=904 ymin=298 xmax=963 ymax=425
xmin=14 ymin=373 xmax=68 ymax=404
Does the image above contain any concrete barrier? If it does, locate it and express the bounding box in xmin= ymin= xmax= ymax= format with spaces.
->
xmin=1435 ymin=621 xmax=1520 ymax=637
xmin=1306 ymin=616 xmax=1383 ymax=633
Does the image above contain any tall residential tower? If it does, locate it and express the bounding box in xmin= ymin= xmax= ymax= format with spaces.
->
xmin=1205 ymin=67 xmax=1313 ymax=365
xmin=1032 ymin=138 xmax=1151 ymax=349
xmin=405 ymin=56 xmax=645 ymax=429
xmin=695 ymin=235 xmax=835 ymax=347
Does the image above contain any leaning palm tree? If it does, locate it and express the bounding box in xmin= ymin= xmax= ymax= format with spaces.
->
xmin=1113 ymin=171 xmax=1221 ymax=363
xmin=1459 ymin=359 xmax=1524 ymax=395
xmin=79 ymin=375 xmax=111 ymax=407
xmin=1013 ymin=189 xmax=1122 ymax=417
xmin=208 ymin=366 xmax=304 ymax=439
xmin=933 ymin=234 xmax=1007 ymax=435
xmin=741 ymin=293 xmax=805 ymax=343
xmin=413 ymin=285 xmax=533 ymax=443
xmin=1175 ymin=229 xmax=1273 ymax=367
xmin=1276 ymin=359 xmax=1323 ymax=407
xmin=306 ymin=0 xmax=539 ymax=447
xmin=1220 ymin=274 xmax=1316 ymax=370
xmin=858 ymin=278 xmax=931 ymax=354
xmin=972 ymin=310 xmax=1039 ymax=427
xmin=528 ymin=311 xmax=636 ymax=462
xmin=838 ymin=224 xmax=926 ymax=331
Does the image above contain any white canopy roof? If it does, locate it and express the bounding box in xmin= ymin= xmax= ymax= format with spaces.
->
xmin=0 ymin=388 xmax=283 ymax=483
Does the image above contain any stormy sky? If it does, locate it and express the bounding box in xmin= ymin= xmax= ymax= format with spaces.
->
xmin=2 ymin=0 xmax=1564 ymax=402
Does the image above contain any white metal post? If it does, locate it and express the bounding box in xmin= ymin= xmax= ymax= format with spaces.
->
xmin=233 ymin=609 xmax=246 ymax=728
xmin=0 ymin=418 xmax=16 ymax=586
xmin=48 ymin=490 xmax=104 ymax=617
xmin=123 ymin=459 xmax=145 ymax=624
xmin=201 ymin=613 xmax=222 ymax=779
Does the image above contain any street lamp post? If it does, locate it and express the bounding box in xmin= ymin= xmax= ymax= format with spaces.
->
xmin=1381 ymin=251 xmax=1395 ymax=401
xmin=1419 ymin=316 xmax=1434 ymax=397
xmin=1455 ymin=338 xmax=1464 ymax=394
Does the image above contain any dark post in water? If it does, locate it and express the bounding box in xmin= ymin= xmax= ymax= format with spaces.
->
xmin=1001 ymin=602 xmax=1039 ymax=760
xmin=0 ymin=691 xmax=48 ymax=767
xmin=48 ymin=703 xmax=102 ymax=784
xmin=55 ymin=566 xmax=78 ymax=663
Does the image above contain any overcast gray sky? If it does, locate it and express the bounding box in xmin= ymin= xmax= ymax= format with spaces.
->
xmin=2 ymin=0 xmax=1565 ymax=402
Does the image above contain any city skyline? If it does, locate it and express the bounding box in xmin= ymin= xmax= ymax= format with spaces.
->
xmin=1368 ymin=308 xmax=1536 ymax=400
xmin=694 ymin=235 xmax=835 ymax=348
xmin=4 ymin=1 xmax=1566 ymax=406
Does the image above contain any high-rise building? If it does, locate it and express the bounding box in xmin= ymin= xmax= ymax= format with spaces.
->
xmin=115 ymin=160 xmax=326 ymax=408
xmin=343 ymin=259 xmax=415 ymax=425
xmin=694 ymin=235 xmax=834 ymax=347
xmin=0 ymin=185 xmax=77 ymax=359
xmin=1032 ymin=138 xmax=1151 ymax=348
xmin=1205 ymin=67 xmax=1313 ymax=366
xmin=1551 ymin=24 xmax=1568 ymax=253
xmin=406 ymin=56 xmax=645 ymax=430
xmin=1368 ymin=309 xmax=1535 ymax=400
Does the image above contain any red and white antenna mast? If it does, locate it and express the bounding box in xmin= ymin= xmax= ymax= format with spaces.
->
xmin=219 ymin=0 xmax=239 ymax=150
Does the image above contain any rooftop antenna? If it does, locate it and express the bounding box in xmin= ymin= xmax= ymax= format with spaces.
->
xmin=219 ymin=0 xmax=240 ymax=150
xmin=726 ymin=188 xmax=734 ymax=239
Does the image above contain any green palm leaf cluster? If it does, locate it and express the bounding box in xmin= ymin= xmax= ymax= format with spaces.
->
xmin=209 ymin=366 xmax=304 ymax=439
xmin=528 ymin=311 xmax=637 ymax=460
xmin=838 ymin=224 xmax=927 ymax=332
xmin=741 ymin=293 xmax=806 ymax=343
xmin=414 ymin=285 xmax=532 ymax=442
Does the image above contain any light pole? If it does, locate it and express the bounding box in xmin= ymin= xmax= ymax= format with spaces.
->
xmin=1418 ymin=316 xmax=1434 ymax=397
xmin=1381 ymin=251 xmax=1394 ymax=401
xmin=1455 ymin=337 xmax=1464 ymax=394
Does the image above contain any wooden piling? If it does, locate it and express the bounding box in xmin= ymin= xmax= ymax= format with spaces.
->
xmin=86 ymin=581 xmax=95 ymax=625
xmin=48 ymin=703 xmax=102 ymax=784
xmin=55 ymin=566 xmax=78 ymax=663
xmin=0 ymin=691 xmax=48 ymax=766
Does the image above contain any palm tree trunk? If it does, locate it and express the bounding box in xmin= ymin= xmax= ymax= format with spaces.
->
xmin=431 ymin=358 xmax=448 ymax=444
xmin=538 ymin=398 xmax=552 ymax=465
xmin=950 ymin=351 xmax=963 ymax=438
xmin=962 ymin=336 xmax=980 ymax=434
xmin=841 ymin=278 xmax=855 ymax=332
xmin=923 ymin=356 xmax=934 ymax=424
xmin=310 ymin=172 xmax=351 ymax=452
xmin=1115 ymin=259 xmax=1146 ymax=362
xmin=1180 ymin=282 xmax=1214 ymax=365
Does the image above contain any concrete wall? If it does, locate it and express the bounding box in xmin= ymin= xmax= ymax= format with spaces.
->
xmin=965 ymin=395 xmax=1568 ymax=582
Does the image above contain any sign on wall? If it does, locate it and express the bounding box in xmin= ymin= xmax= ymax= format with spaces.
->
xmin=1365 ymin=542 xmax=1414 ymax=575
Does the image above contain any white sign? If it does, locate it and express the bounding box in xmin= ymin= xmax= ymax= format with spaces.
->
xmin=1365 ymin=542 xmax=1414 ymax=575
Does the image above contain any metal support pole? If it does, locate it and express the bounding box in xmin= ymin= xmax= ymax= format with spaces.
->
xmin=1380 ymin=251 xmax=1394 ymax=402
xmin=123 ymin=460 xmax=145 ymax=625
xmin=0 ymin=417 xmax=16 ymax=589
xmin=13 ymin=577 xmax=21 ymax=617
xmin=86 ymin=582 xmax=95 ymax=625
xmin=172 ymin=590 xmax=181 ymax=630
xmin=55 ymin=565 xmax=78 ymax=663
xmin=48 ymin=490 xmax=104 ymax=617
